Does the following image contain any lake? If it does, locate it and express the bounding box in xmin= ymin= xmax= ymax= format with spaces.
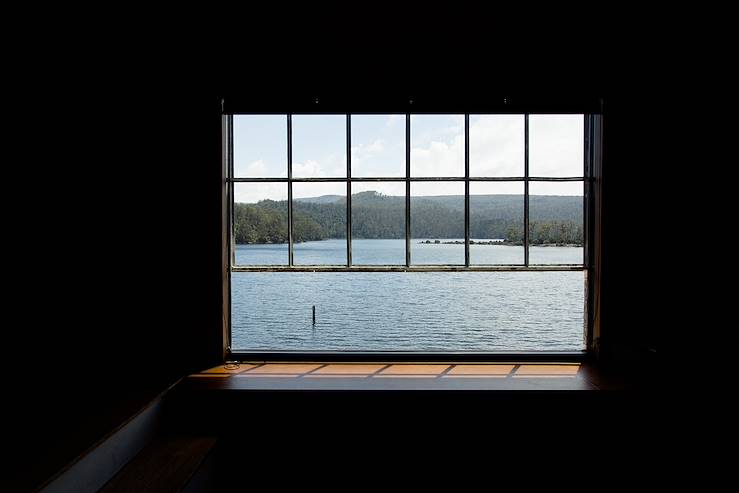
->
xmin=232 ymin=239 xmax=585 ymax=351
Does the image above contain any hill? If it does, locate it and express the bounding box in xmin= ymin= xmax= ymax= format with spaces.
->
xmin=234 ymin=191 xmax=582 ymax=245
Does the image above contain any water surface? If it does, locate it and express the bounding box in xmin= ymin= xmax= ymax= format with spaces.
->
xmin=232 ymin=239 xmax=584 ymax=351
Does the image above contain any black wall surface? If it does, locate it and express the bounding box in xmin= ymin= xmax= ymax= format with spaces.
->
xmin=7 ymin=92 xmax=224 ymax=491
xmin=6 ymin=88 xmax=660 ymax=491
xmin=599 ymin=96 xmax=660 ymax=377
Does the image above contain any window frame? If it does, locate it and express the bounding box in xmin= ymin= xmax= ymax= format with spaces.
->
xmin=222 ymin=102 xmax=602 ymax=360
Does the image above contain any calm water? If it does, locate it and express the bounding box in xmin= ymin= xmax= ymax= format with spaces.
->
xmin=232 ymin=239 xmax=584 ymax=351
xmin=236 ymin=239 xmax=583 ymax=266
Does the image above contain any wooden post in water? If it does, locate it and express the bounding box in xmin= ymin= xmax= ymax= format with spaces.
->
xmin=312 ymin=305 xmax=316 ymax=325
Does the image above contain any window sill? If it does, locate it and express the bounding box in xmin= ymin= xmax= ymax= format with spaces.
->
xmin=185 ymin=361 xmax=624 ymax=391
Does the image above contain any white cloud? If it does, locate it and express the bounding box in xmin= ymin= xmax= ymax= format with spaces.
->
xmin=406 ymin=115 xmax=582 ymax=195
xmin=234 ymin=115 xmax=583 ymax=201
xmin=350 ymin=139 xmax=388 ymax=175
xmin=352 ymin=134 xmax=404 ymax=177
xmin=440 ymin=124 xmax=464 ymax=135
xmin=243 ymin=159 xmax=266 ymax=176
xmin=234 ymin=182 xmax=288 ymax=203
xmin=292 ymin=153 xmax=347 ymax=178
xmin=529 ymin=115 xmax=583 ymax=176
xmin=412 ymin=115 xmax=524 ymax=178
xmin=292 ymin=159 xmax=322 ymax=177
xmin=411 ymin=133 xmax=465 ymax=177
xmin=351 ymin=139 xmax=384 ymax=157
xmin=365 ymin=139 xmax=384 ymax=153
xmin=234 ymin=157 xmax=287 ymax=178
xmin=469 ymin=115 xmax=524 ymax=176
xmin=386 ymin=114 xmax=404 ymax=127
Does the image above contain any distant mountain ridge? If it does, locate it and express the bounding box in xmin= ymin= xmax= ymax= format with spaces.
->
xmin=296 ymin=192 xmax=582 ymax=221
xmin=294 ymin=195 xmax=344 ymax=204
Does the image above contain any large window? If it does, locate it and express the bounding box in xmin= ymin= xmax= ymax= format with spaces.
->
xmin=227 ymin=113 xmax=591 ymax=353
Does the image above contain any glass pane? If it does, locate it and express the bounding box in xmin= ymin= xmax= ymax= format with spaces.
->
xmin=231 ymin=271 xmax=584 ymax=351
xmin=233 ymin=115 xmax=287 ymax=178
xmin=529 ymin=114 xmax=584 ymax=177
xmin=233 ymin=183 xmax=288 ymax=265
xmin=351 ymin=182 xmax=406 ymax=265
xmin=411 ymin=181 xmax=464 ymax=265
xmin=351 ymin=115 xmax=405 ymax=177
xmin=292 ymin=115 xmax=346 ymax=177
xmin=292 ymin=182 xmax=347 ymax=265
xmin=410 ymin=114 xmax=464 ymax=177
xmin=470 ymin=182 xmax=524 ymax=265
xmin=529 ymin=182 xmax=584 ymax=265
xmin=469 ymin=115 xmax=525 ymax=177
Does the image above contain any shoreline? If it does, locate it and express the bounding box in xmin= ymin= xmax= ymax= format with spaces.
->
xmin=417 ymin=240 xmax=582 ymax=247
xmin=236 ymin=239 xmax=583 ymax=248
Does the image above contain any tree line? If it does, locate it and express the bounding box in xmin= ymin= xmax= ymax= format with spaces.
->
xmin=234 ymin=191 xmax=583 ymax=246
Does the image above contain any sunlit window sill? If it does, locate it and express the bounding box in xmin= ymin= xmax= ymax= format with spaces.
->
xmin=186 ymin=362 xmax=625 ymax=391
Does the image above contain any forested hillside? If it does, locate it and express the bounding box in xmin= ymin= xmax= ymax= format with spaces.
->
xmin=234 ymin=192 xmax=583 ymax=245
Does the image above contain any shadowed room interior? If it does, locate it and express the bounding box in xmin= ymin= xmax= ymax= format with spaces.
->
xmin=6 ymin=90 xmax=660 ymax=492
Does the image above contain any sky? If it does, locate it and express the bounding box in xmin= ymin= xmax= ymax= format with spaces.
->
xmin=233 ymin=114 xmax=583 ymax=203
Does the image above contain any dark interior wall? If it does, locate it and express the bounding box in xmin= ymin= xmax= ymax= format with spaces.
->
xmin=45 ymin=94 xmax=224 ymax=379
xmin=8 ymin=94 xmax=223 ymax=491
xmin=42 ymin=94 xmax=224 ymax=379
xmin=598 ymin=96 xmax=659 ymax=377
xmin=7 ymin=91 xmax=658 ymax=490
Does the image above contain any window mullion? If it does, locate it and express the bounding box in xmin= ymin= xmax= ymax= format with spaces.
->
xmin=287 ymin=114 xmax=294 ymax=267
xmin=225 ymin=113 xmax=233 ymax=354
xmin=583 ymin=113 xmax=590 ymax=269
xmin=464 ymin=114 xmax=470 ymax=267
xmin=405 ymin=114 xmax=411 ymax=267
xmin=346 ymin=114 xmax=352 ymax=267
xmin=524 ymin=113 xmax=530 ymax=267
xmin=228 ymin=114 xmax=235 ymax=269
xmin=584 ymin=113 xmax=593 ymax=350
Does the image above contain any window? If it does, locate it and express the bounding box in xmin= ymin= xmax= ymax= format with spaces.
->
xmin=227 ymin=111 xmax=593 ymax=354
